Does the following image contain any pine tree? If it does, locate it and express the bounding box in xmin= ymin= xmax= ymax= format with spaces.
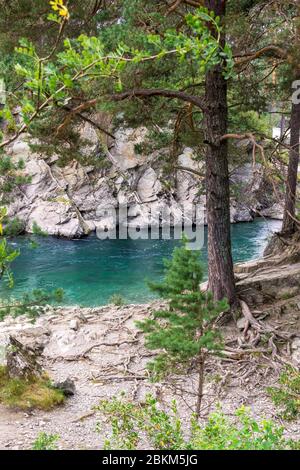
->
xmin=137 ymin=241 xmax=228 ymax=417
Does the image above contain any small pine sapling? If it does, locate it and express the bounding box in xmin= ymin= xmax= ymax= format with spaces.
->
xmin=137 ymin=241 xmax=228 ymax=417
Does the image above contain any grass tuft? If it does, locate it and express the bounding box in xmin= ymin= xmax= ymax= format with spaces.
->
xmin=0 ymin=366 xmax=65 ymax=410
xmin=267 ymin=366 xmax=300 ymax=420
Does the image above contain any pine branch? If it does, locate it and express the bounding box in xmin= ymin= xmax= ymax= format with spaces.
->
xmin=111 ymin=89 xmax=207 ymax=111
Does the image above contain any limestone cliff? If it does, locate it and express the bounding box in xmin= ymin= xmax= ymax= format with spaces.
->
xmin=4 ymin=124 xmax=283 ymax=238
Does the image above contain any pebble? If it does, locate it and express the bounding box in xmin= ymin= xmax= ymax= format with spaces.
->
xmin=69 ymin=319 xmax=80 ymax=331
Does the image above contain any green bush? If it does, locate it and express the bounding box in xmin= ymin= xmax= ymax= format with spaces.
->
xmin=32 ymin=432 xmax=60 ymax=450
xmin=0 ymin=288 xmax=64 ymax=321
xmin=109 ymin=294 xmax=125 ymax=307
xmin=3 ymin=217 xmax=25 ymax=237
xmin=97 ymin=395 xmax=299 ymax=450
xmin=268 ymin=366 xmax=300 ymax=420
xmin=137 ymin=240 xmax=227 ymax=416
xmin=31 ymin=221 xmax=47 ymax=236
xmin=0 ymin=366 xmax=65 ymax=410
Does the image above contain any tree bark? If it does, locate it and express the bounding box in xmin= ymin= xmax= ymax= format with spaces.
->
xmin=282 ymin=100 xmax=300 ymax=234
xmin=204 ymin=0 xmax=236 ymax=306
xmin=282 ymin=0 xmax=300 ymax=235
xmin=196 ymin=352 xmax=205 ymax=418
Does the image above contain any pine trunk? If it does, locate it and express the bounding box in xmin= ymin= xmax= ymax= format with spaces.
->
xmin=204 ymin=0 xmax=236 ymax=306
xmin=196 ymin=353 xmax=205 ymax=418
xmin=282 ymin=100 xmax=300 ymax=234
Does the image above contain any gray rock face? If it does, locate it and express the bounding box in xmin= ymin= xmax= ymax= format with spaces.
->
xmin=137 ymin=167 xmax=162 ymax=203
xmin=8 ymin=327 xmax=51 ymax=353
xmin=4 ymin=126 xmax=281 ymax=238
xmin=236 ymin=262 xmax=300 ymax=306
xmin=260 ymin=203 xmax=284 ymax=220
xmin=6 ymin=335 xmax=42 ymax=380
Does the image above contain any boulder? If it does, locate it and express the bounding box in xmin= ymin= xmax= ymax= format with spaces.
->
xmin=137 ymin=167 xmax=162 ymax=203
xmin=236 ymin=262 xmax=300 ymax=306
xmin=8 ymin=327 xmax=51 ymax=353
xmin=69 ymin=319 xmax=80 ymax=331
xmin=26 ymin=201 xmax=86 ymax=238
xmin=53 ymin=378 xmax=76 ymax=397
xmin=230 ymin=205 xmax=253 ymax=223
xmin=260 ymin=203 xmax=284 ymax=220
xmin=6 ymin=335 xmax=42 ymax=380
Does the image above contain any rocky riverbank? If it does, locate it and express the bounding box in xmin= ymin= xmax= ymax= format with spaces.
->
xmin=5 ymin=124 xmax=283 ymax=238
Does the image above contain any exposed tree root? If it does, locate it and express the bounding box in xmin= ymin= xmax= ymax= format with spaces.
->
xmin=236 ymin=300 xmax=298 ymax=366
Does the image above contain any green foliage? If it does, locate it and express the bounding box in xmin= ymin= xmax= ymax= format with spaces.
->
xmin=97 ymin=394 xmax=184 ymax=450
xmin=229 ymin=110 xmax=273 ymax=137
xmin=0 ymin=237 xmax=19 ymax=276
xmin=268 ymin=367 xmax=300 ymax=420
xmin=0 ymin=366 xmax=65 ymax=411
xmin=0 ymin=288 xmax=64 ymax=321
xmin=0 ymin=155 xmax=31 ymax=202
xmin=28 ymin=112 xmax=102 ymax=165
xmin=0 ymin=0 xmax=295 ymax=183
xmin=0 ymin=210 xmax=20 ymax=288
xmin=18 ymin=8 xmax=226 ymax=105
xmin=137 ymin=241 xmax=227 ymax=381
xmin=32 ymin=432 xmax=60 ymax=451
xmin=0 ymin=0 xmax=243 ymax=177
xmin=3 ymin=217 xmax=25 ymax=237
xmin=97 ymin=395 xmax=298 ymax=450
xmin=189 ymin=406 xmax=295 ymax=450
xmin=1 ymin=3 xmax=234 ymax=162
xmin=109 ymin=294 xmax=126 ymax=307
xmin=31 ymin=221 xmax=47 ymax=237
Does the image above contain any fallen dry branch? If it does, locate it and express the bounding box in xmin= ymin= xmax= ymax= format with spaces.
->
xmin=92 ymin=374 xmax=149 ymax=383
xmin=221 ymin=347 xmax=272 ymax=360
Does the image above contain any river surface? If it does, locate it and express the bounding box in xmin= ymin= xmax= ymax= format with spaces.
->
xmin=2 ymin=219 xmax=281 ymax=306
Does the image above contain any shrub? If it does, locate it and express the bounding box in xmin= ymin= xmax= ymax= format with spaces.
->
xmin=3 ymin=217 xmax=25 ymax=237
xmin=109 ymin=294 xmax=125 ymax=307
xmin=97 ymin=395 xmax=299 ymax=450
xmin=137 ymin=240 xmax=227 ymax=416
xmin=268 ymin=366 xmax=300 ymax=420
xmin=0 ymin=288 xmax=64 ymax=321
xmin=0 ymin=366 xmax=65 ymax=410
xmin=32 ymin=432 xmax=60 ymax=450
xmin=31 ymin=221 xmax=47 ymax=236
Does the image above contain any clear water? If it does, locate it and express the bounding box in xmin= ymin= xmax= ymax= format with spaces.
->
xmin=1 ymin=219 xmax=281 ymax=307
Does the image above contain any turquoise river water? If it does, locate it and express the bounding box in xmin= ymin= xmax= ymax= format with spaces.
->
xmin=1 ymin=219 xmax=281 ymax=307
